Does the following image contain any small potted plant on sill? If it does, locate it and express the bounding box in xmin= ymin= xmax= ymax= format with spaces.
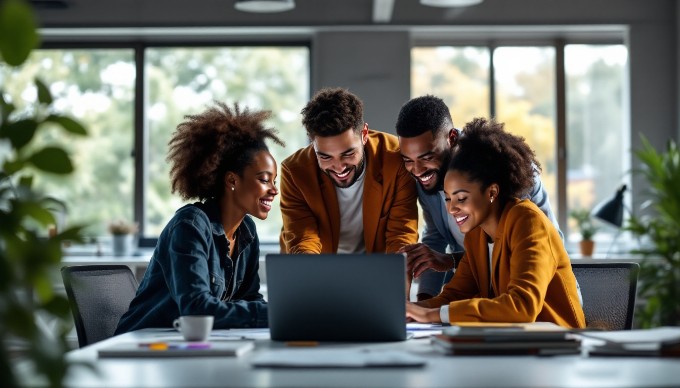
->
xmin=108 ymin=219 xmax=138 ymax=257
xmin=570 ymin=209 xmax=598 ymax=257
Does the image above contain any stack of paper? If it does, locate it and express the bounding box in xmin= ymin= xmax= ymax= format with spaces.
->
xmin=582 ymin=327 xmax=680 ymax=357
xmin=431 ymin=322 xmax=581 ymax=356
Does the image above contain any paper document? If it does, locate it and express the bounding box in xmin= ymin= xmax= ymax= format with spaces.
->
xmin=211 ymin=328 xmax=271 ymax=340
xmin=581 ymin=327 xmax=680 ymax=357
xmin=407 ymin=323 xmax=444 ymax=339
xmin=251 ymin=349 xmax=427 ymax=368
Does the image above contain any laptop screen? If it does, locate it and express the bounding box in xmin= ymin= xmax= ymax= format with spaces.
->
xmin=265 ymin=253 xmax=407 ymax=342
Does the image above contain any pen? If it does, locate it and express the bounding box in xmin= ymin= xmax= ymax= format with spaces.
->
xmin=138 ymin=342 xmax=211 ymax=350
xmin=285 ymin=341 xmax=319 ymax=347
xmin=139 ymin=342 xmax=170 ymax=350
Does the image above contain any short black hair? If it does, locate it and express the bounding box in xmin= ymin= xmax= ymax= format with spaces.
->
xmin=301 ymin=87 xmax=363 ymax=139
xmin=395 ymin=95 xmax=452 ymax=138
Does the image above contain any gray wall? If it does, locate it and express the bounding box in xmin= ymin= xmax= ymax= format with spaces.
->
xmin=312 ymin=31 xmax=410 ymax=134
xmin=628 ymin=22 xmax=678 ymax=207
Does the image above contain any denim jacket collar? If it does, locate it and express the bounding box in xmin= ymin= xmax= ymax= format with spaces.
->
xmin=200 ymin=198 xmax=255 ymax=255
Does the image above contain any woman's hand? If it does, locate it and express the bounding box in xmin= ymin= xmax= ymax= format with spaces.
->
xmin=406 ymin=301 xmax=442 ymax=323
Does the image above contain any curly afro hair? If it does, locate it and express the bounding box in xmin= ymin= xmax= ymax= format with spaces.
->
xmin=395 ymin=95 xmax=452 ymax=138
xmin=301 ymin=87 xmax=363 ymax=139
xmin=167 ymin=102 xmax=285 ymax=201
xmin=448 ymin=117 xmax=540 ymax=203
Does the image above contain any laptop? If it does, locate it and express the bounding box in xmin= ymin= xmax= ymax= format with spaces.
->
xmin=265 ymin=253 xmax=407 ymax=342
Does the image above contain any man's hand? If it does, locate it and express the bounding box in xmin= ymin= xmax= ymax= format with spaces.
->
xmin=398 ymin=243 xmax=454 ymax=279
xmin=405 ymin=301 xmax=441 ymax=323
xmin=416 ymin=293 xmax=434 ymax=302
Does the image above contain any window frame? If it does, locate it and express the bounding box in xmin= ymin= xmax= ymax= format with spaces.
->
xmin=40 ymin=38 xmax=312 ymax=248
xmin=411 ymin=31 xmax=628 ymax=247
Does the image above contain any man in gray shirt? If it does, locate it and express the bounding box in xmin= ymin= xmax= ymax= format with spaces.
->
xmin=396 ymin=95 xmax=562 ymax=301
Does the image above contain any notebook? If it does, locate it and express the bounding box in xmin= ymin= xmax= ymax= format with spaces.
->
xmin=265 ymin=253 xmax=407 ymax=342
xmin=98 ymin=340 xmax=255 ymax=358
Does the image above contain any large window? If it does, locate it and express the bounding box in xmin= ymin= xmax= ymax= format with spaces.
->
xmin=565 ymin=44 xmax=627 ymax=233
xmin=144 ymin=47 xmax=309 ymax=239
xmin=412 ymin=42 xmax=628 ymax=252
xmin=494 ymin=47 xmax=557 ymax=201
xmin=1 ymin=49 xmax=136 ymax=237
xmin=1 ymin=44 xmax=310 ymax=244
xmin=411 ymin=47 xmax=490 ymax=124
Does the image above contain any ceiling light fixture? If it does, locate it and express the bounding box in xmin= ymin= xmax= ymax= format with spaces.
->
xmin=234 ymin=0 xmax=295 ymax=13
xmin=420 ymin=0 xmax=483 ymax=7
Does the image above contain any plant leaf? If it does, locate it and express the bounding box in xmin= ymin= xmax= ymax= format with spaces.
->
xmin=0 ymin=0 xmax=40 ymax=67
xmin=2 ymin=158 xmax=25 ymax=175
xmin=28 ymin=147 xmax=74 ymax=174
xmin=1 ymin=118 xmax=38 ymax=149
xmin=0 ymin=91 xmax=16 ymax=121
xmin=35 ymin=78 xmax=53 ymax=105
xmin=17 ymin=200 xmax=56 ymax=226
xmin=45 ymin=114 xmax=88 ymax=136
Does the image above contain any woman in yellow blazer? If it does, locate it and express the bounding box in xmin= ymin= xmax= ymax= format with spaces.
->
xmin=406 ymin=118 xmax=585 ymax=328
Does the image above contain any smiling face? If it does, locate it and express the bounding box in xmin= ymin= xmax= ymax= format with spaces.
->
xmin=443 ymin=170 xmax=499 ymax=236
xmin=313 ymin=125 xmax=368 ymax=189
xmin=232 ymin=150 xmax=279 ymax=220
xmin=399 ymin=130 xmax=451 ymax=194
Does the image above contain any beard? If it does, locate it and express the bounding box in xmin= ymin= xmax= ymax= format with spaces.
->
xmin=325 ymin=154 xmax=366 ymax=189
xmin=418 ymin=152 xmax=450 ymax=195
xmin=417 ymin=167 xmax=447 ymax=195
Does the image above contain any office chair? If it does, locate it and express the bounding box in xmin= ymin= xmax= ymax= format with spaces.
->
xmin=61 ymin=265 xmax=139 ymax=347
xmin=571 ymin=262 xmax=639 ymax=330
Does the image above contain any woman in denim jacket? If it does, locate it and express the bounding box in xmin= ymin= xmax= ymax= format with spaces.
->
xmin=116 ymin=102 xmax=284 ymax=333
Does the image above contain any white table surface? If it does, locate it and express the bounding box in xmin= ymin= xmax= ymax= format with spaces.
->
xmin=18 ymin=328 xmax=678 ymax=388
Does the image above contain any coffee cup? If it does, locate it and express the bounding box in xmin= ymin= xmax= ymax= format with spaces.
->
xmin=172 ymin=315 xmax=214 ymax=341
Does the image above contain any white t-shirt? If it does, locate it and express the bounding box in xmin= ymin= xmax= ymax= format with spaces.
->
xmin=336 ymin=167 xmax=366 ymax=254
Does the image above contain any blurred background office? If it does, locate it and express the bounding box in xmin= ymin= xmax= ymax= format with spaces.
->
xmin=3 ymin=0 xmax=677 ymax=256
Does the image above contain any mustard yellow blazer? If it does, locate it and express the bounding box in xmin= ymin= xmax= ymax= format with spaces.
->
xmin=279 ymin=130 xmax=418 ymax=254
xmin=422 ymin=198 xmax=586 ymax=328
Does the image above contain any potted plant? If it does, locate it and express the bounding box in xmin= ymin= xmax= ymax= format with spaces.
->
xmin=1 ymin=0 xmax=88 ymax=385
xmin=625 ymin=135 xmax=680 ymax=328
xmin=569 ymin=208 xmax=598 ymax=256
xmin=108 ymin=220 xmax=138 ymax=256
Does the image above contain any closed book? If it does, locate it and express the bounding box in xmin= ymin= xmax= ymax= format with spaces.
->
xmin=432 ymin=334 xmax=581 ymax=356
xmin=98 ymin=340 xmax=255 ymax=358
xmin=443 ymin=322 xmax=571 ymax=342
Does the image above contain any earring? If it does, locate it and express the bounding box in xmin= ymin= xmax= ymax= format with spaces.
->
xmin=490 ymin=197 xmax=494 ymax=203
xmin=231 ymin=186 xmax=235 ymax=191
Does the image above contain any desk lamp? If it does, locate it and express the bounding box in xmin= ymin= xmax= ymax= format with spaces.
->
xmin=592 ymin=184 xmax=627 ymax=256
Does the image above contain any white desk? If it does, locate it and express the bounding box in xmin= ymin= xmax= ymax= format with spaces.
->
xmin=23 ymin=329 xmax=679 ymax=387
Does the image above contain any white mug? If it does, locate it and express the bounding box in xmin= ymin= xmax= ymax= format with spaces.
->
xmin=172 ymin=315 xmax=214 ymax=341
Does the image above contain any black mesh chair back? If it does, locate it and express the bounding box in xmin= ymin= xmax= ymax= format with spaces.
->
xmin=61 ymin=265 xmax=139 ymax=347
xmin=571 ymin=262 xmax=639 ymax=330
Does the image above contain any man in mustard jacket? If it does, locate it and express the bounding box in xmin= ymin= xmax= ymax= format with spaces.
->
xmin=280 ymin=87 xmax=418 ymax=254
